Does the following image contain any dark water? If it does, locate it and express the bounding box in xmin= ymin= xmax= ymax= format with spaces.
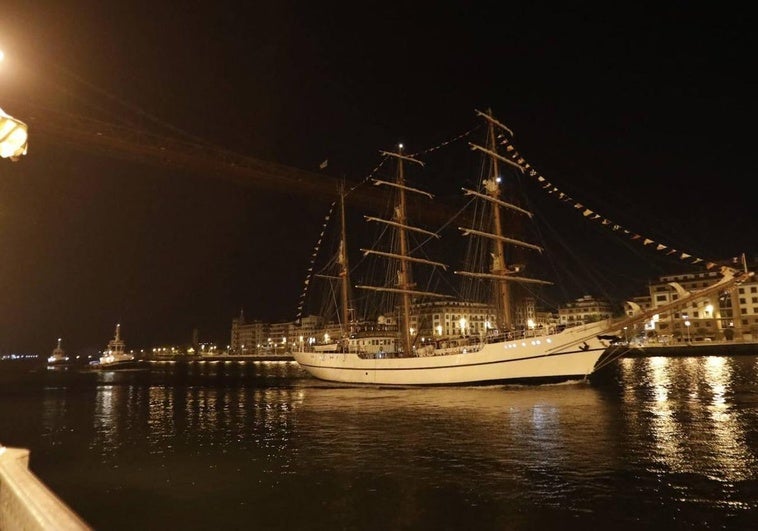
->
xmin=1 ymin=356 xmax=757 ymax=530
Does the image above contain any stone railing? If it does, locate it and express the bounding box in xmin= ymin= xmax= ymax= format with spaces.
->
xmin=0 ymin=445 xmax=91 ymax=530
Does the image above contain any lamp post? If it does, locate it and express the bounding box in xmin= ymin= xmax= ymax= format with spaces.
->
xmin=683 ymin=315 xmax=691 ymax=343
xmin=0 ymin=107 xmax=29 ymax=160
xmin=0 ymin=53 xmax=30 ymax=161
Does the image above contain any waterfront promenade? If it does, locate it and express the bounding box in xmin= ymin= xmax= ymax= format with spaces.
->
xmin=147 ymin=353 xmax=295 ymax=363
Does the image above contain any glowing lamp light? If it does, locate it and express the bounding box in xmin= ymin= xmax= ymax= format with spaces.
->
xmin=0 ymin=108 xmax=28 ymax=161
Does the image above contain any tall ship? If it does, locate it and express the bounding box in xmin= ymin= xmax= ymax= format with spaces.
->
xmin=293 ymin=109 xmax=753 ymax=386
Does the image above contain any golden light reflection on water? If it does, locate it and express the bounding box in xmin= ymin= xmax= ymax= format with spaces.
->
xmin=92 ymin=382 xmax=117 ymax=456
xmin=16 ymin=356 xmax=757 ymax=528
xmin=289 ymin=382 xmax=620 ymax=486
xmin=702 ymin=356 xmax=754 ymax=482
xmin=619 ymin=356 xmax=757 ymax=484
xmin=81 ymin=362 xmax=307 ymax=461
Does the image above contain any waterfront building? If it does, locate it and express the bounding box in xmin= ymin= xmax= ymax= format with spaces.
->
xmin=639 ymin=262 xmax=758 ymax=342
xmin=230 ymin=311 xmax=269 ymax=354
xmin=625 ymin=295 xmax=653 ymax=318
xmin=558 ymin=295 xmax=614 ymax=325
xmin=294 ymin=314 xmax=325 ymax=347
xmin=409 ymin=300 xmax=496 ymax=339
xmin=267 ymin=321 xmax=292 ymax=353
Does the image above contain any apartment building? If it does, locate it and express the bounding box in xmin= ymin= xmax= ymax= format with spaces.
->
xmin=637 ymin=265 xmax=758 ymax=342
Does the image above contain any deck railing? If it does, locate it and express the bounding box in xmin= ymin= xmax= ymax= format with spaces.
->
xmin=0 ymin=445 xmax=91 ymax=530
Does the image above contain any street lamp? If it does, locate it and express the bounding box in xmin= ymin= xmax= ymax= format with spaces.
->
xmin=0 ymin=107 xmax=28 ymax=160
xmin=0 ymin=53 xmax=29 ymax=161
xmin=683 ymin=316 xmax=691 ymax=343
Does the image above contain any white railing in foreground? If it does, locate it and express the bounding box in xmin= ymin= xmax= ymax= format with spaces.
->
xmin=0 ymin=445 xmax=91 ymax=530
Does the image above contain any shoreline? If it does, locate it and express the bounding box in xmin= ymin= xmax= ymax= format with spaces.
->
xmin=146 ymin=354 xmax=296 ymax=363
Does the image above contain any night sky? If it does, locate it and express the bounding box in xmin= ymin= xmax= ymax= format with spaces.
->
xmin=0 ymin=2 xmax=755 ymax=356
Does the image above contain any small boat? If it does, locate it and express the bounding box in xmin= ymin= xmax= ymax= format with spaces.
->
xmin=46 ymin=338 xmax=71 ymax=369
xmin=293 ymin=109 xmax=753 ymax=386
xmin=88 ymin=324 xmax=148 ymax=371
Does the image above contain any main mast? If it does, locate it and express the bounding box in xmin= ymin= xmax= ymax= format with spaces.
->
xmin=484 ymin=109 xmax=512 ymax=329
xmin=456 ymin=109 xmax=552 ymax=333
xmin=356 ymin=144 xmax=448 ymax=356
xmin=396 ymin=145 xmax=413 ymax=355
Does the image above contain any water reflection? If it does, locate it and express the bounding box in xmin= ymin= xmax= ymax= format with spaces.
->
xmin=617 ymin=356 xmax=757 ymax=486
xmin=289 ymin=382 xmax=621 ymax=509
xmin=7 ymin=355 xmax=757 ymax=530
xmin=86 ymin=364 xmax=306 ymax=459
xmin=702 ymin=357 xmax=755 ymax=483
xmin=40 ymin=390 xmax=69 ymax=447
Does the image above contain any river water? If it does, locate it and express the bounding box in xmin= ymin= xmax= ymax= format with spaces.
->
xmin=1 ymin=355 xmax=757 ymax=530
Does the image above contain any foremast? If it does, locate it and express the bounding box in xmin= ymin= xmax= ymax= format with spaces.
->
xmin=356 ymin=144 xmax=449 ymax=356
xmin=310 ymin=181 xmax=355 ymax=348
xmin=456 ymin=109 xmax=551 ymax=332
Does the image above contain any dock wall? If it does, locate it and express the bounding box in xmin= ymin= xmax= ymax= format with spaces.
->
xmin=0 ymin=446 xmax=91 ymax=530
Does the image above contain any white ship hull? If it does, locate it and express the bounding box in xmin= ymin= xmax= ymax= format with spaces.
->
xmin=294 ymin=320 xmax=612 ymax=386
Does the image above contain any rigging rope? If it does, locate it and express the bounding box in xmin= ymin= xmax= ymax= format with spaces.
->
xmin=294 ymin=157 xmax=390 ymax=324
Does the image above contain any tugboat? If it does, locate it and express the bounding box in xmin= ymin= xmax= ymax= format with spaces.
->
xmin=89 ymin=324 xmax=148 ymax=371
xmin=46 ymin=338 xmax=71 ymax=369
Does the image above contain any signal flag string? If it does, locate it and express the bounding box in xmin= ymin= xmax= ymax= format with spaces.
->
xmin=294 ymin=156 xmax=390 ymax=325
xmin=495 ymin=131 xmax=720 ymax=272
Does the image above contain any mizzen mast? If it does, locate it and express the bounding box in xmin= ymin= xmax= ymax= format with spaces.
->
xmin=338 ymin=182 xmax=352 ymax=342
